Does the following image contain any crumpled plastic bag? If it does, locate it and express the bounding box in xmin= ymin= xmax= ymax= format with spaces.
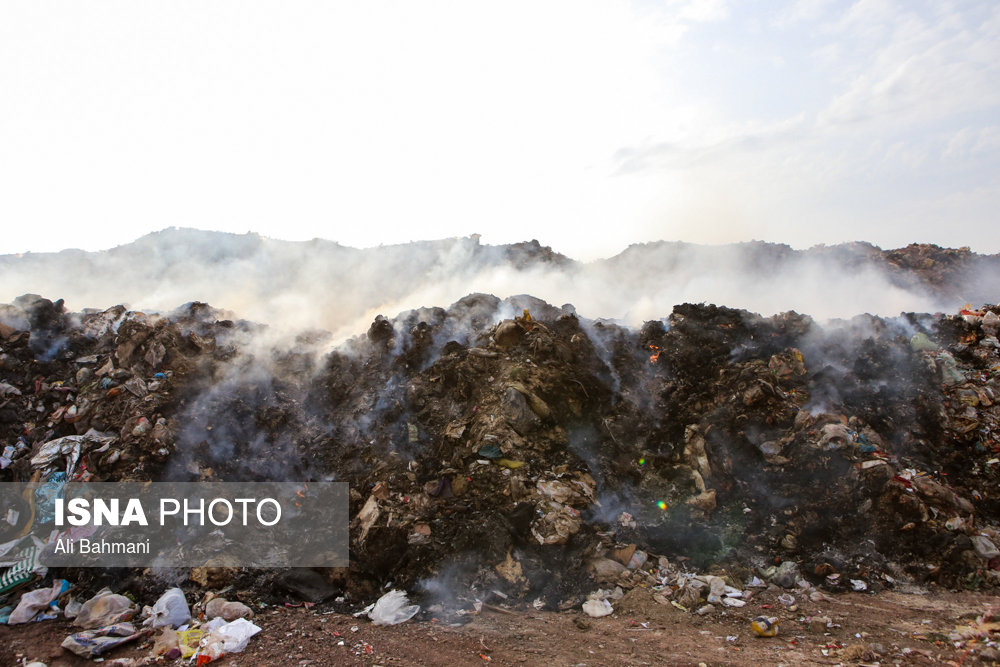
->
xmin=204 ymin=597 xmax=253 ymax=622
xmin=151 ymin=626 xmax=180 ymax=656
xmin=700 ymin=575 xmax=727 ymax=604
xmin=196 ymin=617 xmax=261 ymax=663
xmin=0 ymin=536 xmax=48 ymax=595
xmin=582 ymin=599 xmax=613 ymax=618
xmin=30 ymin=431 xmax=116 ymax=476
xmin=61 ymin=621 xmax=144 ymax=658
xmin=8 ymin=579 xmax=71 ymax=624
xmin=178 ymin=628 xmax=203 ymax=658
xmin=74 ymin=588 xmax=136 ymax=628
xmin=531 ymin=505 xmax=582 ymax=545
xmin=368 ymin=590 xmax=420 ymax=626
xmin=33 ymin=472 xmax=68 ymax=523
xmin=151 ymin=627 xmax=203 ymax=659
xmin=143 ymin=587 xmax=190 ymax=628
xmin=63 ymin=597 xmax=83 ymax=619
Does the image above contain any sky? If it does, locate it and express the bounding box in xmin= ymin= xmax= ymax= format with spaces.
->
xmin=1 ymin=0 xmax=998 ymax=260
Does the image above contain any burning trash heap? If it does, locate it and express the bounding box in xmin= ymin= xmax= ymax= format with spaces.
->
xmin=1 ymin=290 xmax=1000 ymax=657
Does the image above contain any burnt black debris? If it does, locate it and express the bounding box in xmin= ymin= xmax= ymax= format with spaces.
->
xmin=2 ymin=291 xmax=1000 ymax=612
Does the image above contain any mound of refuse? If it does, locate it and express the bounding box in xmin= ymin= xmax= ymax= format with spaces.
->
xmin=2 ymin=291 xmax=1000 ymax=621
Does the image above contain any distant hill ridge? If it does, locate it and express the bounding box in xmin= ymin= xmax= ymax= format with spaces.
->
xmin=1 ymin=228 xmax=997 ymax=334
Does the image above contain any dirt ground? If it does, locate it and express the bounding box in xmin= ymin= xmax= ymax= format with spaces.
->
xmin=3 ymin=587 xmax=998 ymax=667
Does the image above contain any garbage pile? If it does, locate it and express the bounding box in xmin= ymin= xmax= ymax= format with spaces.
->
xmin=0 ymin=295 xmax=249 ymax=485
xmin=2 ymin=581 xmax=260 ymax=663
xmin=2 ymin=290 xmax=1000 ymax=658
xmin=307 ymin=295 xmax=1000 ymax=600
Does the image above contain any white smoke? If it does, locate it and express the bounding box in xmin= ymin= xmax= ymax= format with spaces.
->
xmin=0 ymin=229 xmax=967 ymax=341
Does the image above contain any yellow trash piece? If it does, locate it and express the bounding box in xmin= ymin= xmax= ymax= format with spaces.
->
xmin=179 ymin=628 xmax=203 ymax=658
xmin=751 ymin=615 xmax=779 ymax=637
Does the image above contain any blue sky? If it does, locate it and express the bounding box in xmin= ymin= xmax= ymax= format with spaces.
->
xmin=1 ymin=0 xmax=997 ymax=259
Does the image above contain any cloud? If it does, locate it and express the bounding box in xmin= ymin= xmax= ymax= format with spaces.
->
xmin=770 ymin=0 xmax=836 ymax=28
xmin=601 ymin=1 xmax=1000 ymax=251
xmin=611 ymin=114 xmax=809 ymax=174
xmin=944 ymin=125 xmax=1000 ymax=160
xmin=674 ymin=0 xmax=730 ymax=23
xmin=0 ymin=1 xmax=996 ymax=258
xmin=819 ymin=3 xmax=1000 ymax=128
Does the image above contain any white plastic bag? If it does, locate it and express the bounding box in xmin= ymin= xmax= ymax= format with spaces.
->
xmin=368 ymin=589 xmax=420 ymax=626
xmin=197 ymin=617 xmax=261 ymax=663
xmin=144 ymin=587 xmax=190 ymax=629
xmin=61 ymin=622 xmax=142 ymax=658
xmin=74 ymin=588 xmax=136 ymax=628
xmin=64 ymin=597 xmax=83 ymax=619
xmin=582 ymin=599 xmax=613 ymax=618
xmin=8 ymin=579 xmax=70 ymax=624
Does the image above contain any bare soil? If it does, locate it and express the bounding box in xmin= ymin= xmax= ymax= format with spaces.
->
xmin=3 ymin=588 xmax=998 ymax=666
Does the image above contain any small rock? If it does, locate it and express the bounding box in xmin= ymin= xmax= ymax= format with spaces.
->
xmin=810 ymin=616 xmax=831 ymax=632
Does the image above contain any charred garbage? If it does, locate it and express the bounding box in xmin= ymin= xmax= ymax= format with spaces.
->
xmin=2 ymin=290 xmax=1000 ymax=654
